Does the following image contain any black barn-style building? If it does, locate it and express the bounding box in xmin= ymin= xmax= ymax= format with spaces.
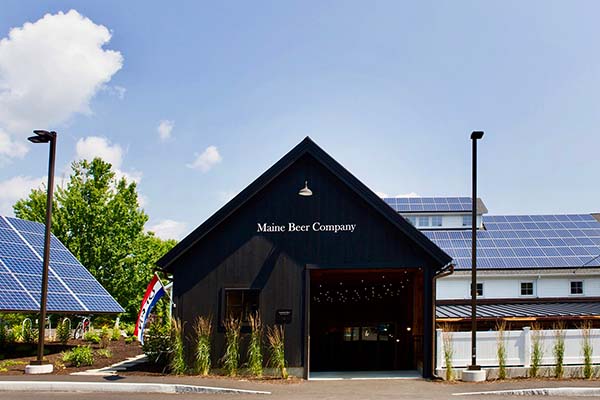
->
xmin=157 ymin=138 xmax=452 ymax=378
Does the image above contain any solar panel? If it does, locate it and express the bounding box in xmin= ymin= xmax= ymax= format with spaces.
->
xmin=383 ymin=197 xmax=474 ymax=213
xmin=0 ymin=216 xmax=124 ymax=313
xmin=423 ymin=214 xmax=600 ymax=270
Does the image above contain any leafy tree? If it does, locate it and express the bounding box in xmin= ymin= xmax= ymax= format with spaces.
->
xmin=14 ymin=158 xmax=176 ymax=321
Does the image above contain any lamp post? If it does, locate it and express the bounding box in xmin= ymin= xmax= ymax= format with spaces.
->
xmin=468 ymin=131 xmax=484 ymax=374
xmin=26 ymin=129 xmax=57 ymax=374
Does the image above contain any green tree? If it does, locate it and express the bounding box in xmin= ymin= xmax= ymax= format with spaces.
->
xmin=13 ymin=158 xmax=176 ymax=321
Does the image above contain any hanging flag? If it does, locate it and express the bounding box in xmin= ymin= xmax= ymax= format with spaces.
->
xmin=134 ymin=274 xmax=166 ymax=345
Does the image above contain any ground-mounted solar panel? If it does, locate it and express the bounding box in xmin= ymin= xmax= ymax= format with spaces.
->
xmin=424 ymin=213 xmax=600 ymax=271
xmin=0 ymin=216 xmax=124 ymax=313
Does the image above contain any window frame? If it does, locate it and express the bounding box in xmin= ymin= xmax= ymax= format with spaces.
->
xmin=470 ymin=282 xmax=484 ymax=297
xmin=221 ymin=288 xmax=260 ymax=325
xmin=570 ymin=280 xmax=584 ymax=296
xmin=418 ymin=216 xmax=430 ymax=227
xmin=520 ymin=281 xmax=535 ymax=296
xmin=431 ymin=215 xmax=443 ymax=227
xmin=462 ymin=215 xmax=473 ymax=227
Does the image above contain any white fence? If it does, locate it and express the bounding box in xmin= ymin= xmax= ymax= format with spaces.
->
xmin=436 ymin=327 xmax=600 ymax=371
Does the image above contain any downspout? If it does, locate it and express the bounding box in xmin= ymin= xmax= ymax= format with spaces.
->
xmin=431 ymin=261 xmax=455 ymax=379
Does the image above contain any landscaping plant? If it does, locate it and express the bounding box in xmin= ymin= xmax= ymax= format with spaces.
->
xmin=496 ymin=321 xmax=507 ymax=380
xmin=193 ymin=315 xmax=212 ymax=375
xmin=267 ymin=324 xmax=288 ymax=379
xmin=247 ymin=312 xmax=263 ymax=377
xmin=170 ymin=318 xmax=186 ymax=375
xmin=100 ymin=326 xmax=111 ymax=348
xmin=580 ymin=321 xmax=594 ymax=379
xmin=553 ymin=322 xmax=565 ymax=379
xmin=142 ymin=318 xmax=171 ymax=366
xmin=222 ymin=316 xmax=242 ymax=377
xmin=56 ymin=318 xmax=71 ymax=344
xmin=22 ymin=319 xmax=36 ymax=344
xmin=529 ymin=324 xmax=544 ymax=378
xmin=97 ymin=348 xmax=112 ymax=358
xmin=441 ymin=325 xmax=454 ymax=381
xmin=62 ymin=345 xmax=94 ymax=367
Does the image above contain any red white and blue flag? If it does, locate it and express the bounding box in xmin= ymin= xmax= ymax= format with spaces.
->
xmin=134 ymin=274 xmax=166 ymax=344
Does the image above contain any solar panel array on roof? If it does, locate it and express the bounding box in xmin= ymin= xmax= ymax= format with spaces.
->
xmin=383 ymin=197 xmax=473 ymax=213
xmin=437 ymin=302 xmax=600 ymax=319
xmin=0 ymin=215 xmax=124 ymax=313
xmin=423 ymin=214 xmax=600 ymax=270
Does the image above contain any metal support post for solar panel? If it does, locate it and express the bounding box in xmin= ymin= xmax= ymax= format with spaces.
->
xmin=26 ymin=130 xmax=57 ymax=369
xmin=468 ymin=131 xmax=483 ymax=372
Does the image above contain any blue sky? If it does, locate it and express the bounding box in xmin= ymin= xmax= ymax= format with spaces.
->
xmin=1 ymin=1 xmax=599 ymax=239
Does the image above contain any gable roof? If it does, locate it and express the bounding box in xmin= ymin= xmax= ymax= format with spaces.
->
xmin=157 ymin=137 xmax=452 ymax=271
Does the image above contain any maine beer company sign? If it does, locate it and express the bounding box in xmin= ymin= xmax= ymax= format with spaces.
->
xmin=257 ymin=222 xmax=357 ymax=234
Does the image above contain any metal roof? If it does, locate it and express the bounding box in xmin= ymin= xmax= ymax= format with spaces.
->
xmin=437 ymin=302 xmax=600 ymax=319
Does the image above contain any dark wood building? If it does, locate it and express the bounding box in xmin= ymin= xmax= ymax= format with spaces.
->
xmin=157 ymin=137 xmax=452 ymax=378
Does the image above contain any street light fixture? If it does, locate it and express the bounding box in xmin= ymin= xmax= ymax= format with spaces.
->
xmin=25 ymin=129 xmax=57 ymax=374
xmin=467 ymin=130 xmax=484 ymax=378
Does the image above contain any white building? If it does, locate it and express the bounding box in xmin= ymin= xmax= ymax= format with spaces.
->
xmin=383 ymin=197 xmax=600 ymax=328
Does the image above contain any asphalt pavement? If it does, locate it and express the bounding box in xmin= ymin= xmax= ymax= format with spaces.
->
xmin=1 ymin=374 xmax=600 ymax=399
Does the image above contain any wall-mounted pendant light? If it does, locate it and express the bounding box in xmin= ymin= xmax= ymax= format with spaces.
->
xmin=298 ymin=181 xmax=313 ymax=197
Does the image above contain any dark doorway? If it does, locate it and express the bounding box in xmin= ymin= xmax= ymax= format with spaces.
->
xmin=309 ymin=268 xmax=422 ymax=372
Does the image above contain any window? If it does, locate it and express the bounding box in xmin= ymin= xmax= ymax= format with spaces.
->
xmin=405 ymin=216 xmax=416 ymax=226
xmin=418 ymin=216 xmax=430 ymax=227
xmin=223 ymin=289 xmax=259 ymax=323
xmin=570 ymin=281 xmax=584 ymax=295
xmin=431 ymin=215 xmax=443 ymax=227
xmin=462 ymin=215 xmax=472 ymax=227
xmin=470 ymin=282 xmax=484 ymax=297
xmin=520 ymin=282 xmax=534 ymax=296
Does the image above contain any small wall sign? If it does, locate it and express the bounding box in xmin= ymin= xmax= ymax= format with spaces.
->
xmin=276 ymin=309 xmax=292 ymax=324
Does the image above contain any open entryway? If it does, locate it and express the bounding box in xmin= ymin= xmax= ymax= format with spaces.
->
xmin=308 ymin=268 xmax=424 ymax=377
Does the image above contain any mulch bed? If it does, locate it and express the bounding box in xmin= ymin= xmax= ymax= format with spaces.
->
xmin=0 ymin=338 xmax=143 ymax=375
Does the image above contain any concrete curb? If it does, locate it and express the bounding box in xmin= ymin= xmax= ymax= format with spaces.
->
xmin=0 ymin=381 xmax=271 ymax=395
xmin=453 ymin=387 xmax=600 ymax=396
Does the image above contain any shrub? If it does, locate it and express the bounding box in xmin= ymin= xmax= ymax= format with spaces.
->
xmin=100 ymin=327 xmax=111 ymax=349
xmin=267 ymin=325 xmax=288 ymax=379
xmin=22 ymin=319 xmax=36 ymax=344
xmin=124 ymin=323 xmax=135 ymax=337
xmin=222 ymin=317 xmax=241 ymax=377
xmin=496 ymin=321 xmax=507 ymax=380
xmin=247 ymin=313 xmax=263 ymax=377
xmin=97 ymin=348 xmax=112 ymax=358
xmin=63 ymin=345 xmax=94 ymax=367
xmin=170 ymin=318 xmax=186 ymax=375
xmin=111 ymin=328 xmax=121 ymax=341
xmin=0 ymin=321 xmax=7 ymax=347
xmin=581 ymin=321 xmax=594 ymax=379
xmin=553 ymin=322 xmax=565 ymax=379
xmin=56 ymin=318 xmax=71 ymax=345
xmin=194 ymin=315 xmax=212 ymax=376
xmin=529 ymin=325 xmax=544 ymax=378
xmin=83 ymin=330 xmax=101 ymax=344
xmin=142 ymin=318 xmax=171 ymax=366
xmin=125 ymin=336 xmax=135 ymax=344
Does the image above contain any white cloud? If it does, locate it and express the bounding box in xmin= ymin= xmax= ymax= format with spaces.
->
xmin=157 ymin=120 xmax=174 ymax=141
xmin=395 ymin=192 xmax=419 ymax=198
xmin=375 ymin=191 xmax=420 ymax=198
xmin=187 ymin=145 xmax=222 ymax=172
xmin=76 ymin=136 xmax=123 ymax=168
xmin=0 ymin=129 xmax=28 ymax=163
xmin=147 ymin=219 xmax=188 ymax=241
xmin=0 ymin=175 xmax=45 ymax=215
xmin=0 ymin=9 xmax=123 ymax=160
xmin=218 ymin=190 xmax=237 ymax=203
xmin=75 ymin=136 xmax=142 ymax=183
